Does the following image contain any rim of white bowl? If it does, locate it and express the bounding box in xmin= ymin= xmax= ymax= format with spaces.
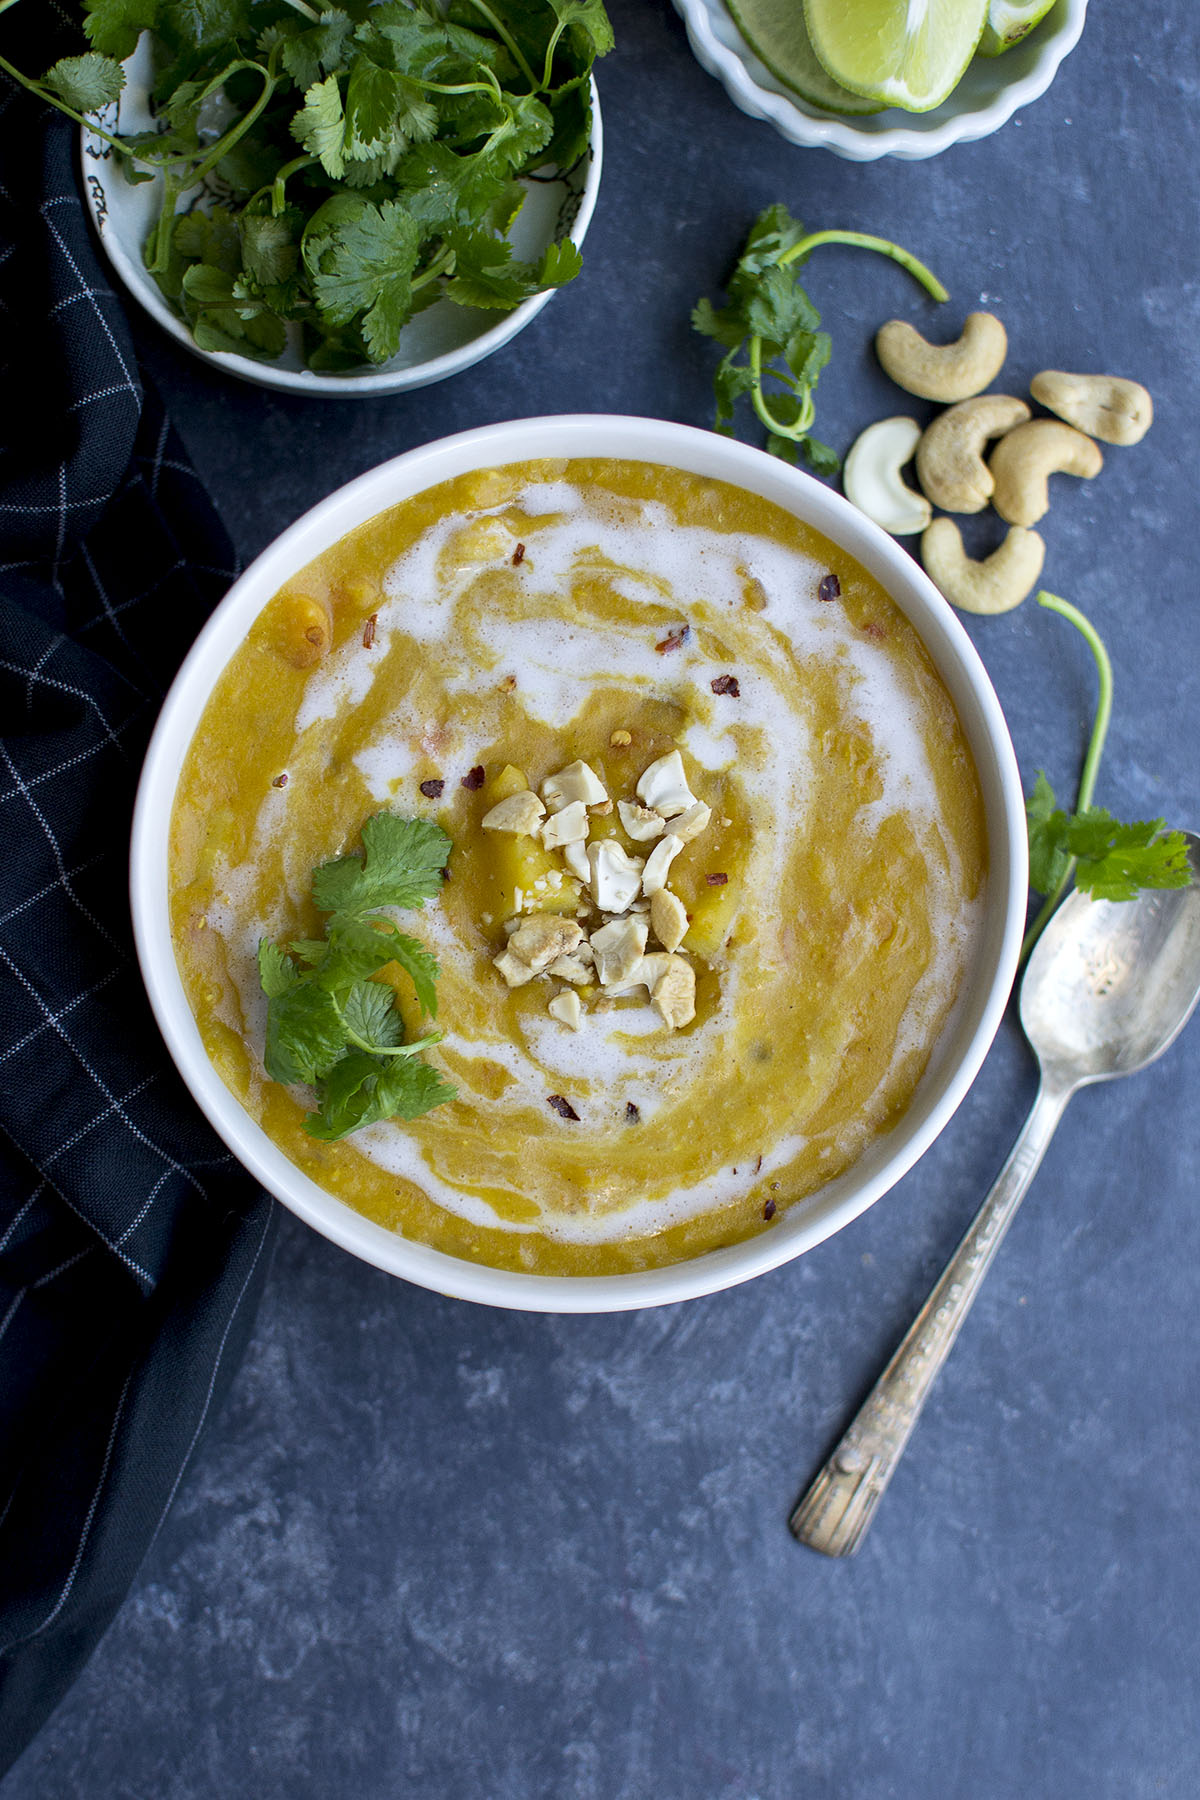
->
xmin=131 ymin=415 xmax=1028 ymax=1313
xmin=672 ymin=0 xmax=1088 ymax=161
xmin=82 ymin=80 xmax=602 ymax=397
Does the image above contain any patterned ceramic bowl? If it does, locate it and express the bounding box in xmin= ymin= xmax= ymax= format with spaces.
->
xmin=81 ymin=41 xmax=602 ymax=397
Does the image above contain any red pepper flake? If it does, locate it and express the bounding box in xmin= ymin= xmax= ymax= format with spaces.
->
xmin=655 ymin=624 xmax=690 ymax=654
xmin=863 ymin=620 xmax=886 ymax=640
xmin=817 ymin=572 xmax=841 ymax=603
xmin=419 ymin=778 xmax=444 ymax=799
xmin=512 ymin=542 xmax=526 ymax=566
xmin=461 ymin=766 xmax=485 ymax=791
xmin=362 ymin=612 xmax=378 ymax=649
xmin=547 ymin=1095 xmax=580 ymax=1122
xmin=441 ymin=865 xmax=451 ymax=883
xmin=763 ymin=1198 xmax=777 ymax=1221
xmin=711 ymin=673 xmax=740 ymax=697
xmin=272 ymin=773 xmax=289 ymax=788
xmin=754 ymin=1154 xmax=763 ymax=1175
xmin=625 ymin=1101 xmax=640 ymax=1124
xmin=706 ymin=872 xmax=728 ymax=887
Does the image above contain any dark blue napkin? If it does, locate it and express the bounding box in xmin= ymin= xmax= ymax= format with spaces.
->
xmin=0 ymin=24 xmax=276 ymax=1773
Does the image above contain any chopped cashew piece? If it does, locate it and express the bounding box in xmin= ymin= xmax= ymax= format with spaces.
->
xmin=481 ymin=790 xmax=545 ymax=835
xmin=921 ymin=518 xmax=1045 ymax=615
xmin=507 ymin=914 xmax=584 ymax=972
xmin=540 ymin=800 xmax=589 ymax=848
xmin=842 ymin=417 xmax=931 ymax=537
xmin=650 ymin=888 xmax=689 ymax=953
xmin=915 ymin=395 xmax=1031 ymax=514
xmin=1030 ymin=370 xmax=1153 ymax=447
xmin=546 ymin=950 xmax=593 ymax=984
xmin=588 ymin=841 xmax=644 ymax=912
xmin=651 ymin=956 xmax=696 ymax=1030
xmin=635 ymin=750 xmax=696 ymax=818
xmin=671 ymin=801 xmax=711 ymax=843
xmin=618 ymin=799 xmax=666 ymax=842
xmin=988 ymin=419 xmax=1103 ymax=526
xmin=875 ymin=312 xmax=1007 ymax=402
xmin=641 ymin=833 xmax=684 ymax=897
xmin=562 ymin=839 xmax=589 ymax=883
xmin=494 ymin=949 xmax=537 ymax=988
xmin=590 ymin=915 xmax=648 ymax=987
xmin=633 ymin=952 xmax=672 ymax=992
xmin=542 ymin=760 xmax=607 ymax=811
xmin=548 ymin=990 xmax=582 ymax=1030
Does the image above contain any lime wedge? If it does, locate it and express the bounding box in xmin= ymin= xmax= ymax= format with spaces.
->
xmin=977 ymin=0 xmax=1057 ymax=55
xmin=803 ymin=0 xmax=989 ymax=111
xmin=727 ymin=0 xmax=884 ymax=114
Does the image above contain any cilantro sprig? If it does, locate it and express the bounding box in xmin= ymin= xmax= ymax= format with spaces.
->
xmin=1021 ymin=592 xmax=1191 ymax=962
xmin=692 ymin=204 xmax=947 ymax=476
xmin=258 ymin=811 xmax=456 ymax=1140
xmin=2 ymin=0 xmax=611 ymax=370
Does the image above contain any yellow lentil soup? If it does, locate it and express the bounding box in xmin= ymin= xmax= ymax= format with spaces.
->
xmin=170 ymin=459 xmax=986 ymax=1275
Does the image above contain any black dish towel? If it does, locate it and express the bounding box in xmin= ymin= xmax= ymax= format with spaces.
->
xmin=0 ymin=30 xmax=276 ymax=1774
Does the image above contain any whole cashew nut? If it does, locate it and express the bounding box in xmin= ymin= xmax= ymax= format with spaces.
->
xmin=915 ymin=395 xmax=1031 ymax=514
xmin=921 ymin=518 xmax=1046 ymax=615
xmin=988 ymin=419 xmax=1103 ymax=526
xmin=875 ymin=312 xmax=1007 ymax=403
xmin=842 ymin=416 xmax=931 ymax=537
xmin=1030 ymin=370 xmax=1153 ymax=446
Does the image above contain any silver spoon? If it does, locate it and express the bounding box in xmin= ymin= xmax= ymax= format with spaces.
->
xmin=791 ymin=834 xmax=1200 ymax=1558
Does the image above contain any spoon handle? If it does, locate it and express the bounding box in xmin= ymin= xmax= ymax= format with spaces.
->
xmin=790 ymin=1078 xmax=1070 ymax=1557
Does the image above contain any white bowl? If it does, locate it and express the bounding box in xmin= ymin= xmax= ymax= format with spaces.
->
xmin=131 ymin=415 xmax=1027 ymax=1312
xmin=81 ymin=43 xmax=602 ymax=396
xmin=672 ymin=0 xmax=1088 ymax=160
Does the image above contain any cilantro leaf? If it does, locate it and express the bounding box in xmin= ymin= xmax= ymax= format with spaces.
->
xmin=278 ymin=8 xmax=354 ymax=93
xmin=291 ymin=73 xmax=348 ymax=179
xmin=257 ymin=811 xmax=455 ymax=1136
xmin=43 ymin=54 xmax=126 ymax=112
xmin=258 ymin=937 xmax=299 ymax=998
xmin=385 ymin=933 xmax=441 ymax=1018
xmin=83 ymin=0 xmax=162 ymax=61
xmin=303 ymin=195 xmax=420 ymax=360
xmin=264 ymin=982 xmax=348 ymax=1085
xmin=1026 ymin=770 xmax=1071 ymax=898
xmin=1064 ymin=812 xmax=1192 ymax=902
xmin=342 ymin=981 xmax=407 ymax=1051
xmin=239 ymin=211 xmax=299 ymax=287
xmin=304 ymin=1053 xmax=456 ymax=1141
xmin=311 ymin=814 xmax=451 ymax=915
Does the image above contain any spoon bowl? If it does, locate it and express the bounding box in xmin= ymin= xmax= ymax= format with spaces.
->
xmin=1022 ymin=839 xmax=1200 ymax=1084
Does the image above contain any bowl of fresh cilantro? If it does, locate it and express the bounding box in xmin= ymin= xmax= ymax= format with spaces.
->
xmin=31 ymin=0 xmax=608 ymax=393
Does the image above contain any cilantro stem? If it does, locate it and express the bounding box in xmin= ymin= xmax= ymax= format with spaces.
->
xmin=780 ymin=230 xmax=949 ymax=303
xmin=749 ymin=333 xmax=814 ymax=440
xmin=412 ymin=244 xmax=455 ymax=291
xmin=279 ymin=0 xmax=321 ymax=18
xmin=741 ymin=227 xmax=947 ymax=451
xmin=187 ymin=57 xmax=279 ymax=189
xmin=455 ymin=0 xmax=539 ymax=91
xmin=339 ymin=1023 xmax=442 ymax=1059
xmin=1020 ymin=590 xmax=1114 ymax=963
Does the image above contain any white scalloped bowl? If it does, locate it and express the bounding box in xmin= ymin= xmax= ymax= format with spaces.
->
xmin=673 ymin=0 xmax=1087 ymax=160
xmin=131 ymin=416 xmax=1027 ymax=1312
xmin=81 ymin=43 xmax=601 ymax=396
